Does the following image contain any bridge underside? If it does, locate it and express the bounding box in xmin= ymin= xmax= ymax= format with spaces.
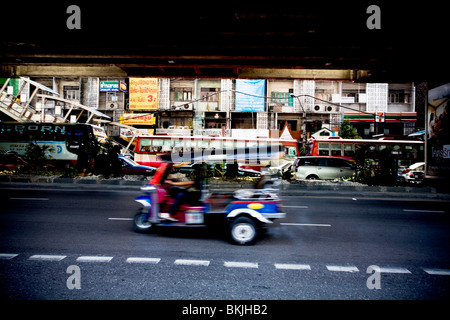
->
xmin=0 ymin=2 xmax=447 ymax=82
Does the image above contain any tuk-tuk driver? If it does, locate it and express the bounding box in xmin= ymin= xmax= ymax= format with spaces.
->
xmin=165 ymin=163 xmax=204 ymax=219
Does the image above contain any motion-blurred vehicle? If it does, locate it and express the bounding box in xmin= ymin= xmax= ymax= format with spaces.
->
xmin=119 ymin=156 xmax=156 ymax=176
xmin=177 ymin=162 xmax=261 ymax=177
xmin=132 ymin=146 xmax=285 ymax=245
xmin=262 ymin=161 xmax=294 ymax=180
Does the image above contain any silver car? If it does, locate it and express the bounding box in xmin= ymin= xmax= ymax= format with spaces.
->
xmin=295 ymin=156 xmax=355 ymax=180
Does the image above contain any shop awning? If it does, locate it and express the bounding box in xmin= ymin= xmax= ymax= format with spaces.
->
xmin=344 ymin=112 xmax=416 ymax=122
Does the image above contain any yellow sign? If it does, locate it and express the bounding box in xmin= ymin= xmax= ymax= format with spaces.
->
xmin=248 ymin=203 xmax=264 ymax=210
xmin=129 ymin=78 xmax=159 ymax=110
xmin=120 ymin=113 xmax=156 ymax=125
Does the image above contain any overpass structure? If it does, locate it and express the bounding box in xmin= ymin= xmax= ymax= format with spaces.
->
xmin=0 ymin=2 xmax=447 ymax=83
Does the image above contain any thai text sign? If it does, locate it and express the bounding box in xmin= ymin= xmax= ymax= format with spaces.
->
xmin=120 ymin=113 xmax=156 ymax=125
xmin=100 ymin=81 xmax=119 ymax=92
xmin=235 ymin=79 xmax=265 ymax=112
xmin=129 ymin=78 xmax=159 ymax=110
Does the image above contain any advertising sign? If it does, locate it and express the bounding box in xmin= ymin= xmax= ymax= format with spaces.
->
xmin=129 ymin=78 xmax=159 ymax=110
xmin=119 ymin=81 xmax=127 ymax=92
xmin=120 ymin=113 xmax=156 ymax=125
xmin=100 ymin=81 xmax=119 ymax=92
xmin=427 ymin=83 xmax=450 ymax=178
xmin=235 ymin=79 xmax=266 ymax=112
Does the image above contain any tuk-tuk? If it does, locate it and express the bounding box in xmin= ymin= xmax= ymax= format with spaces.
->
xmin=132 ymin=145 xmax=286 ymax=245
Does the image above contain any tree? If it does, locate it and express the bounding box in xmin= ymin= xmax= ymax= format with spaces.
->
xmin=25 ymin=143 xmax=54 ymax=172
xmin=339 ymin=120 xmax=361 ymax=139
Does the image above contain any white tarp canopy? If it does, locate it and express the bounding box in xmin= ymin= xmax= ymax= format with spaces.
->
xmin=20 ymin=77 xmax=59 ymax=96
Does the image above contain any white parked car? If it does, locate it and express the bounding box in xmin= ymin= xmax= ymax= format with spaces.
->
xmin=295 ymin=156 xmax=355 ymax=180
xmin=398 ymin=162 xmax=425 ymax=183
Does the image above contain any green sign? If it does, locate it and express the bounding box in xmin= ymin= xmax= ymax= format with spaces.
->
xmin=100 ymin=81 xmax=119 ymax=92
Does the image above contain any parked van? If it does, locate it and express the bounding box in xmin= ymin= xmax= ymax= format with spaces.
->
xmin=294 ymin=156 xmax=355 ymax=180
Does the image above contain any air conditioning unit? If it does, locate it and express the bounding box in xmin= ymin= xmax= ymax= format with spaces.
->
xmin=313 ymin=105 xmax=339 ymax=113
xmin=106 ymin=102 xmax=119 ymax=110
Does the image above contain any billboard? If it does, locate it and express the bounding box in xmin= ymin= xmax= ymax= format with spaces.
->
xmin=235 ymin=79 xmax=266 ymax=112
xmin=129 ymin=78 xmax=159 ymax=110
xmin=427 ymin=83 xmax=450 ymax=178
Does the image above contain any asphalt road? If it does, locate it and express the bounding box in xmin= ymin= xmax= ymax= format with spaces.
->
xmin=1 ymin=185 xmax=449 ymax=303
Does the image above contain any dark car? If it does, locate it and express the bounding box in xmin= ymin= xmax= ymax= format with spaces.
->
xmin=0 ymin=151 xmax=28 ymax=171
xmin=118 ymin=156 xmax=156 ymax=176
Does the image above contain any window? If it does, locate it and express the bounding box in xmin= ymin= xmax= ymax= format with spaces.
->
xmin=271 ymin=92 xmax=293 ymax=106
xmin=201 ymin=88 xmax=219 ymax=102
xmin=343 ymin=143 xmax=354 ymax=157
xmin=318 ymin=142 xmax=329 ymax=156
xmin=330 ymin=143 xmax=342 ymax=156
xmin=389 ymin=90 xmax=411 ymax=103
xmin=231 ymin=112 xmax=255 ymax=129
xmin=286 ymin=146 xmax=298 ymax=157
xmin=318 ymin=158 xmax=328 ymax=166
xmin=331 ymin=158 xmax=354 ymax=169
xmin=173 ymin=88 xmax=192 ymax=101
xmin=299 ymin=158 xmax=319 ymax=166
xmin=63 ymin=86 xmax=80 ymax=101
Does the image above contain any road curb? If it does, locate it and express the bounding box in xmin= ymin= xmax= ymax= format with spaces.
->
xmin=1 ymin=175 xmax=449 ymax=199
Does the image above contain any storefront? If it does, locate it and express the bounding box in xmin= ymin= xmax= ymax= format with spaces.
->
xmin=344 ymin=112 xmax=417 ymax=138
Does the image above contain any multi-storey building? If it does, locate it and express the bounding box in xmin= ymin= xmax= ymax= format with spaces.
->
xmin=4 ymin=77 xmax=417 ymax=141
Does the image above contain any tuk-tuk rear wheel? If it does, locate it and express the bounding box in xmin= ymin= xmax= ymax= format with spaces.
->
xmin=133 ymin=209 xmax=152 ymax=233
xmin=230 ymin=216 xmax=257 ymax=245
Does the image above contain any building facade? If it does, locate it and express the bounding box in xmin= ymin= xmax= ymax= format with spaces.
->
xmin=23 ymin=77 xmax=418 ymax=141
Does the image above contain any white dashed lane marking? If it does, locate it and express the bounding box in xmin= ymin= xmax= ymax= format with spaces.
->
xmin=29 ymin=255 xmax=67 ymax=261
xmin=274 ymin=263 xmax=311 ymax=270
xmin=126 ymin=257 xmax=161 ymax=264
xmin=423 ymin=268 xmax=450 ymax=276
xmin=76 ymin=256 xmax=113 ymax=263
xmin=224 ymin=261 xmax=259 ymax=269
xmin=378 ymin=267 xmax=411 ymax=274
xmin=0 ymin=254 xmax=19 ymax=260
xmin=326 ymin=265 xmax=359 ymax=273
xmin=1 ymin=253 xmax=449 ymax=276
xmin=174 ymin=259 xmax=210 ymax=267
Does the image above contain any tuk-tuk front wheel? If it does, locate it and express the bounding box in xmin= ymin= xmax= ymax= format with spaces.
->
xmin=133 ymin=209 xmax=152 ymax=233
xmin=230 ymin=216 xmax=257 ymax=245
